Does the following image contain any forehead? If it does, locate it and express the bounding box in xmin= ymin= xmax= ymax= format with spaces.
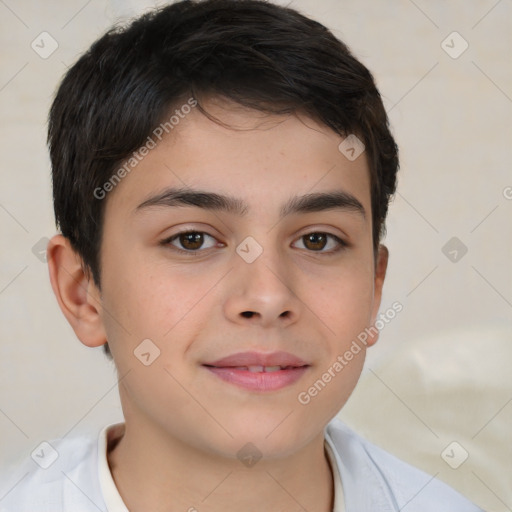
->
xmin=103 ymin=99 xmax=372 ymax=220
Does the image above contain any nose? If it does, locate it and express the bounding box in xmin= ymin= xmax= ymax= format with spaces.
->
xmin=223 ymin=247 xmax=301 ymax=328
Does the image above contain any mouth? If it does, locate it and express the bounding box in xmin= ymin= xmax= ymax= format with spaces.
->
xmin=203 ymin=350 xmax=309 ymax=368
xmin=203 ymin=364 xmax=307 ymax=372
xmin=202 ymin=361 xmax=310 ymax=391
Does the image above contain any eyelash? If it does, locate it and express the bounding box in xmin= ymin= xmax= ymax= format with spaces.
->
xmin=160 ymin=230 xmax=348 ymax=256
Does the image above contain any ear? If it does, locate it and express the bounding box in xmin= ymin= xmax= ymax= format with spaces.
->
xmin=366 ymin=244 xmax=389 ymax=347
xmin=47 ymin=234 xmax=107 ymax=348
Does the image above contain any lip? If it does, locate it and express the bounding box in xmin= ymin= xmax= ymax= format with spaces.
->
xmin=204 ymin=351 xmax=309 ymax=368
xmin=204 ymin=366 xmax=309 ymax=392
xmin=202 ymin=351 xmax=310 ymax=392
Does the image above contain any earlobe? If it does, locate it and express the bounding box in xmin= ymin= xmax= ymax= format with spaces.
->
xmin=366 ymin=244 xmax=389 ymax=347
xmin=47 ymin=234 xmax=107 ymax=348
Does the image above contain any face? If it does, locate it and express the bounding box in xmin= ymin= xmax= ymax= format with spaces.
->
xmin=94 ymin=98 xmax=387 ymax=459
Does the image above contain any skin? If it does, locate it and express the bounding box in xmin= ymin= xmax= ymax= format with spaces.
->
xmin=48 ymin=98 xmax=388 ymax=512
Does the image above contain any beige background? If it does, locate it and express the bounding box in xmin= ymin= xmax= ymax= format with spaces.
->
xmin=0 ymin=0 xmax=511 ymax=510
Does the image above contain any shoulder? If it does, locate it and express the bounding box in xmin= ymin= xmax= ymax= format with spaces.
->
xmin=0 ymin=431 xmax=104 ymax=512
xmin=325 ymin=418 xmax=484 ymax=512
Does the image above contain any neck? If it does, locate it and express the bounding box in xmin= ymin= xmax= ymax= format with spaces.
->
xmin=107 ymin=416 xmax=334 ymax=512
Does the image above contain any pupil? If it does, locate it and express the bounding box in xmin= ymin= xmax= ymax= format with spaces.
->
xmin=182 ymin=232 xmax=203 ymax=249
xmin=305 ymin=233 xmax=326 ymax=250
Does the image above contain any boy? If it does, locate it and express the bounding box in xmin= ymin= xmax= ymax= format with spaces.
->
xmin=0 ymin=0 xmax=484 ymax=510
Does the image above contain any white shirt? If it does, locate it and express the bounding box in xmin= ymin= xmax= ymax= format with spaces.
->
xmin=0 ymin=418 xmax=482 ymax=511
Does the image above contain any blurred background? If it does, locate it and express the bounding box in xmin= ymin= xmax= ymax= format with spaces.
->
xmin=0 ymin=0 xmax=511 ymax=510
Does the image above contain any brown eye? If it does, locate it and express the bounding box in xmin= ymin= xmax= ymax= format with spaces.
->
xmin=179 ymin=232 xmax=204 ymax=250
xmin=303 ymin=233 xmax=327 ymax=251
xmin=293 ymin=232 xmax=347 ymax=254
xmin=163 ymin=231 xmax=218 ymax=253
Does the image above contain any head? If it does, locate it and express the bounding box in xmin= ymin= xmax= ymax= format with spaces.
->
xmin=47 ymin=0 xmax=398 ymax=458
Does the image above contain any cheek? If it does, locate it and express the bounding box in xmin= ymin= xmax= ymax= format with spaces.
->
xmin=305 ymin=262 xmax=375 ymax=337
xmin=100 ymin=252 xmax=220 ymax=351
xmin=297 ymin=272 xmax=372 ymax=418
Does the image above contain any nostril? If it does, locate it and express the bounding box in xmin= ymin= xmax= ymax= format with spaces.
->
xmin=241 ymin=311 xmax=255 ymax=318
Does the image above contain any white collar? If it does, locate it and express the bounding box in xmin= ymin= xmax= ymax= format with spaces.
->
xmin=97 ymin=423 xmax=129 ymax=512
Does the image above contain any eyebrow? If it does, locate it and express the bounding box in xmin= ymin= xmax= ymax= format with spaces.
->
xmin=135 ymin=186 xmax=366 ymax=220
